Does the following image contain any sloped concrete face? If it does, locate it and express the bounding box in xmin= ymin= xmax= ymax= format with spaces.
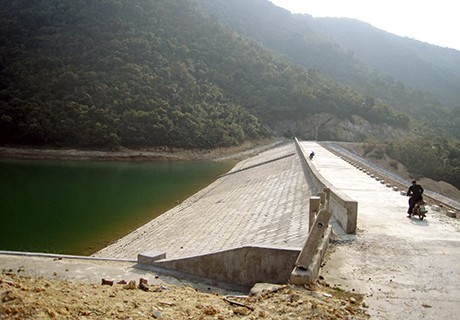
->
xmin=143 ymin=246 xmax=300 ymax=288
xmin=94 ymin=144 xmax=310 ymax=262
xmin=98 ymin=143 xmax=311 ymax=288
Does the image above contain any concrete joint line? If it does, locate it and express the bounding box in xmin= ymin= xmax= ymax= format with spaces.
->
xmin=0 ymin=250 xmax=137 ymax=263
xmin=218 ymin=153 xmax=296 ymax=178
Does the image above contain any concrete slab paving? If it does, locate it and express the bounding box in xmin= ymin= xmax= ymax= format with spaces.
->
xmin=301 ymin=141 xmax=460 ymax=320
xmin=94 ymin=143 xmax=311 ymax=261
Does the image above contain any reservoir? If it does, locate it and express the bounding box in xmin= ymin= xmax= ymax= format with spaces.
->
xmin=0 ymin=159 xmax=233 ymax=256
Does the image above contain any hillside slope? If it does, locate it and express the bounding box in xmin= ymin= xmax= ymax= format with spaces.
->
xmin=0 ymin=0 xmax=412 ymax=149
xmin=195 ymin=0 xmax=460 ymax=138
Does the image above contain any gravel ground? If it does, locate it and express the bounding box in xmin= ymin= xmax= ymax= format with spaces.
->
xmin=1 ymin=270 xmax=370 ymax=319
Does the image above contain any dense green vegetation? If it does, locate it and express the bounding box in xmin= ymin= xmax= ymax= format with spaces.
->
xmin=0 ymin=0 xmax=408 ymax=149
xmin=364 ymin=138 xmax=460 ymax=189
xmin=195 ymin=0 xmax=460 ymax=138
xmin=0 ymin=0 xmax=267 ymax=148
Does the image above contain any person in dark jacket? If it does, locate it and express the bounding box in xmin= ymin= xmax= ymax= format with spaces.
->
xmin=407 ymin=180 xmax=424 ymax=217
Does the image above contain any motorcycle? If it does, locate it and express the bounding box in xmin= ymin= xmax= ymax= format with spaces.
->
xmin=409 ymin=199 xmax=428 ymax=220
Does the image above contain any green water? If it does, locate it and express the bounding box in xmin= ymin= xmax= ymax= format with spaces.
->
xmin=0 ymin=159 xmax=233 ymax=256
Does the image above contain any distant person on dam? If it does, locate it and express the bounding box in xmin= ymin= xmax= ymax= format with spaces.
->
xmin=407 ymin=180 xmax=424 ymax=216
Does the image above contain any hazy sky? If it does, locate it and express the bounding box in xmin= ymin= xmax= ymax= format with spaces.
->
xmin=269 ymin=0 xmax=459 ymax=51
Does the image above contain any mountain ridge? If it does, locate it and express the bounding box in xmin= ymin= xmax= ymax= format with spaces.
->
xmin=0 ymin=0 xmax=411 ymax=149
xmin=195 ymin=0 xmax=460 ymax=137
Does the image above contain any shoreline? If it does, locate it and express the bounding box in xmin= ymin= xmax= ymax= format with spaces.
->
xmin=0 ymin=139 xmax=287 ymax=162
xmin=0 ymin=146 xmax=185 ymax=162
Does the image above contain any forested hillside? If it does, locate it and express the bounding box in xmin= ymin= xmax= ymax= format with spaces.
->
xmin=195 ymin=0 xmax=460 ymax=138
xmin=1 ymin=0 xmax=458 ymax=187
xmin=0 ymin=0 xmax=409 ymax=149
xmin=0 ymin=0 xmax=263 ymax=148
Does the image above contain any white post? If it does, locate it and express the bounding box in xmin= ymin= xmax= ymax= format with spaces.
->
xmin=309 ymin=196 xmax=321 ymax=231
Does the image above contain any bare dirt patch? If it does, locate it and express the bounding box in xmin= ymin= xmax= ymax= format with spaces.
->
xmin=1 ymin=271 xmax=369 ymax=319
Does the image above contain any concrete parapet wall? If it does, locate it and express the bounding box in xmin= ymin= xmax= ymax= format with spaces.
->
xmin=295 ymin=138 xmax=357 ymax=234
xmin=329 ymin=199 xmax=357 ymax=234
xmin=290 ymin=225 xmax=332 ymax=285
xmin=291 ymin=207 xmax=332 ymax=285
xmin=141 ymin=246 xmax=299 ymax=288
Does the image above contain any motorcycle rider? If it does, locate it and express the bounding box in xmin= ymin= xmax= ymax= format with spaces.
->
xmin=407 ymin=180 xmax=424 ymax=217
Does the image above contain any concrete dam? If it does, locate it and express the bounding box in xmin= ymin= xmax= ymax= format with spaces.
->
xmin=94 ymin=140 xmax=357 ymax=288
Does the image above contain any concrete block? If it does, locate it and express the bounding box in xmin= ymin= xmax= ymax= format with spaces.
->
xmin=296 ymin=210 xmax=332 ymax=269
xmin=290 ymin=225 xmax=332 ymax=285
xmin=154 ymin=246 xmax=299 ymax=288
xmin=386 ymin=183 xmax=392 ymax=188
xmin=249 ymin=283 xmax=287 ymax=296
xmin=447 ymin=210 xmax=457 ymax=218
xmin=290 ymin=266 xmax=312 ymax=285
xmin=400 ymin=191 xmax=406 ymax=196
xmin=392 ymin=186 xmax=399 ymax=191
xmin=457 ymin=212 xmax=460 ymax=219
xmin=138 ymin=251 xmax=166 ymax=264
xmin=431 ymin=205 xmax=440 ymax=212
